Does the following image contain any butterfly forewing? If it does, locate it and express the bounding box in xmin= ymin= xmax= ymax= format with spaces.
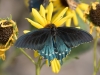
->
xmin=15 ymin=28 xmax=50 ymax=50
xmin=57 ymin=27 xmax=93 ymax=48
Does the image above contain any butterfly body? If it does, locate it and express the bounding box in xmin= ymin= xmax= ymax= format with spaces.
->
xmin=15 ymin=24 xmax=93 ymax=65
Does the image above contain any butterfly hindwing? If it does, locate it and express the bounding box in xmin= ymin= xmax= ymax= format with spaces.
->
xmin=15 ymin=28 xmax=50 ymax=50
xmin=57 ymin=27 xmax=93 ymax=48
xmin=38 ymin=36 xmax=56 ymax=64
xmin=53 ymin=35 xmax=71 ymax=64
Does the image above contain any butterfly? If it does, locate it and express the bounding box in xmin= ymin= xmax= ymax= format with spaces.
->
xmin=15 ymin=24 xmax=93 ymax=65
xmin=28 ymin=0 xmax=49 ymax=12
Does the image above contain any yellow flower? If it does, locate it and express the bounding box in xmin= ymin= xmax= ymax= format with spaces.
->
xmin=84 ymin=2 xmax=100 ymax=37
xmin=50 ymin=0 xmax=89 ymax=27
xmin=0 ymin=17 xmax=18 ymax=60
xmin=25 ymin=2 xmax=72 ymax=73
xmin=26 ymin=2 xmax=72 ymax=28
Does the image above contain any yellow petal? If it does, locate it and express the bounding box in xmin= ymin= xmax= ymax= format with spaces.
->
xmin=66 ymin=18 xmax=71 ymax=27
xmin=50 ymin=0 xmax=61 ymax=11
xmin=89 ymin=22 xmax=94 ymax=34
xmin=49 ymin=0 xmax=56 ymax=1
xmin=75 ymin=26 xmax=80 ymax=29
xmin=52 ymin=7 xmax=64 ymax=22
xmin=47 ymin=2 xmax=53 ymax=24
xmin=51 ymin=59 xmax=56 ymax=73
xmin=78 ymin=3 xmax=89 ymax=10
xmin=40 ymin=5 xmax=46 ymax=18
xmin=34 ymin=50 xmax=39 ymax=57
xmin=72 ymin=10 xmax=78 ymax=26
xmin=0 ymin=45 xmax=11 ymax=51
xmin=92 ymin=2 xmax=99 ymax=10
xmin=76 ymin=7 xmax=84 ymax=20
xmin=51 ymin=59 xmax=60 ymax=73
xmin=26 ymin=18 xmax=44 ymax=29
xmin=66 ymin=9 xmax=73 ymax=27
xmin=52 ymin=7 xmax=68 ymax=23
xmin=46 ymin=59 xmax=49 ymax=66
xmin=55 ymin=15 xmax=73 ymax=27
xmin=0 ymin=51 xmax=5 ymax=60
xmin=23 ymin=30 xmax=30 ymax=34
xmin=39 ymin=5 xmax=47 ymax=25
xmin=55 ymin=59 xmax=61 ymax=70
xmin=96 ymin=27 xmax=100 ymax=37
xmin=32 ymin=8 xmax=46 ymax=26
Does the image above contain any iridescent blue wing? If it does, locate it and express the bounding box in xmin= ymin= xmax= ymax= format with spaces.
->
xmin=15 ymin=28 xmax=56 ymax=65
xmin=57 ymin=27 xmax=93 ymax=48
xmin=38 ymin=36 xmax=56 ymax=64
xmin=15 ymin=28 xmax=50 ymax=50
xmin=53 ymin=27 xmax=93 ymax=64
xmin=29 ymin=0 xmax=44 ymax=12
xmin=53 ymin=35 xmax=71 ymax=64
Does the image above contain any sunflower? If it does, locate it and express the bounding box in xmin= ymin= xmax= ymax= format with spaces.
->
xmin=0 ymin=17 xmax=18 ymax=60
xmin=84 ymin=2 xmax=100 ymax=37
xmin=50 ymin=0 xmax=89 ymax=27
xmin=25 ymin=2 xmax=72 ymax=73
xmin=26 ymin=2 xmax=73 ymax=28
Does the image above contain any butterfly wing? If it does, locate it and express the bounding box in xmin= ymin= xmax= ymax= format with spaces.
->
xmin=15 ymin=28 xmax=57 ymax=65
xmin=38 ymin=36 xmax=56 ymax=65
xmin=57 ymin=27 xmax=93 ymax=48
xmin=29 ymin=0 xmax=44 ymax=12
xmin=53 ymin=35 xmax=71 ymax=64
xmin=15 ymin=28 xmax=50 ymax=50
xmin=53 ymin=27 xmax=93 ymax=64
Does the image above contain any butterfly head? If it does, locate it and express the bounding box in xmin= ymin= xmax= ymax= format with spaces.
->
xmin=45 ymin=24 xmax=57 ymax=36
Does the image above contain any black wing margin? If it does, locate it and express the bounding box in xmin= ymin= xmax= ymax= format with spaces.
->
xmin=15 ymin=28 xmax=50 ymax=50
xmin=57 ymin=27 xmax=93 ymax=48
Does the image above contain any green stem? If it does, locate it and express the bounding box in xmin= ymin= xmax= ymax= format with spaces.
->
xmin=19 ymin=49 xmax=45 ymax=75
xmin=19 ymin=48 xmax=36 ymax=65
xmin=36 ymin=64 xmax=40 ymax=75
xmin=96 ymin=59 xmax=100 ymax=72
xmin=93 ymin=35 xmax=98 ymax=75
xmin=35 ymin=57 xmax=42 ymax=75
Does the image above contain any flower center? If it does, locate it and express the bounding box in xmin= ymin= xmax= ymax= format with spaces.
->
xmin=0 ymin=21 xmax=13 ymax=45
xmin=60 ymin=0 xmax=69 ymax=7
xmin=89 ymin=4 xmax=100 ymax=26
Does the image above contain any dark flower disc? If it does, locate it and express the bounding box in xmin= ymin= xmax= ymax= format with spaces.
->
xmin=89 ymin=4 xmax=100 ymax=26
xmin=0 ymin=21 xmax=13 ymax=45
